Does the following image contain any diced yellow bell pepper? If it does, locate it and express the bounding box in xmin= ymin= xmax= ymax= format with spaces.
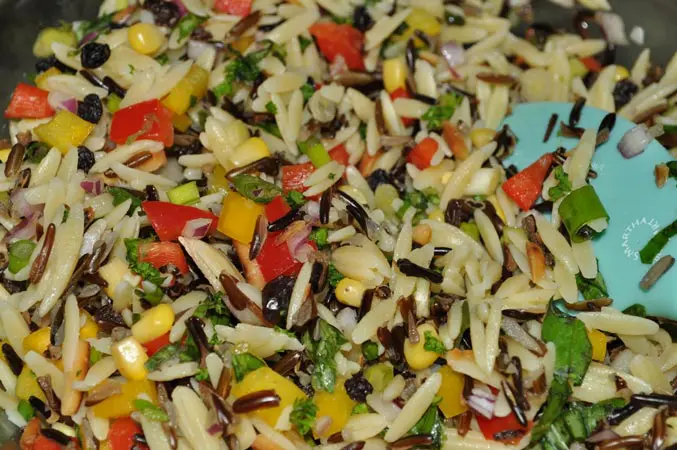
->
xmin=162 ymin=65 xmax=210 ymax=115
xmin=0 ymin=149 xmax=10 ymax=163
xmin=209 ymin=164 xmax=230 ymax=194
xmin=172 ymin=114 xmax=193 ymax=133
xmin=382 ymin=57 xmax=408 ymax=93
xmin=437 ymin=366 xmax=467 ymax=418
xmin=23 ymin=328 xmax=51 ymax=355
xmin=80 ymin=311 xmax=99 ymax=340
xmin=312 ymin=379 xmax=356 ymax=438
xmin=34 ymin=110 xmax=95 ymax=154
xmin=131 ymin=304 xmax=175 ymax=344
xmin=232 ymin=36 xmax=254 ymax=54
xmin=229 ymin=137 xmax=271 ymax=168
xmin=231 ymin=367 xmax=306 ymax=427
xmin=16 ymin=367 xmax=47 ymax=402
xmin=111 ymin=337 xmax=149 ymax=381
xmin=99 ymin=441 xmax=112 ymax=450
xmin=218 ymin=191 xmax=265 ymax=244
xmin=35 ymin=67 xmax=62 ymax=90
xmin=90 ymin=378 xmax=157 ymax=419
xmin=588 ymin=329 xmax=607 ymax=362
xmin=395 ymin=8 xmax=441 ymax=44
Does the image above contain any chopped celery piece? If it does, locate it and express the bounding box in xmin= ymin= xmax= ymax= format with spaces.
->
xmin=167 ymin=181 xmax=200 ymax=205
xmin=460 ymin=222 xmax=480 ymax=242
xmin=299 ymin=138 xmax=331 ymax=168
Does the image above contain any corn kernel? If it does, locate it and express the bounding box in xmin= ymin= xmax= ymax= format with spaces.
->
xmin=80 ymin=311 xmax=99 ymax=340
xmin=35 ymin=67 xmax=62 ymax=90
xmin=412 ymin=223 xmax=432 ymax=245
xmin=23 ymin=328 xmax=51 ymax=355
xmin=470 ymin=128 xmax=496 ymax=149
xmin=229 ymin=137 xmax=271 ymax=168
xmin=404 ymin=8 xmax=441 ymax=40
xmin=382 ymin=57 xmax=408 ymax=93
xmin=404 ymin=323 xmax=441 ymax=371
xmin=335 ymin=278 xmax=366 ymax=307
xmin=131 ymin=304 xmax=175 ymax=344
xmin=428 ymin=208 xmax=445 ymax=222
xmin=588 ymin=329 xmax=607 ymax=362
xmin=111 ymin=337 xmax=149 ymax=381
xmin=614 ymin=66 xmax=630 ymax=82
xmin=128 ymin=23 xmax=166 ymax=56
xmin=209 ymin=164 xmax=230 ymax=194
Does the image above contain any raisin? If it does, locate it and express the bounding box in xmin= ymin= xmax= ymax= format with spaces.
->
xmin=77 ymin=146 xmax=96 ymax=173
xmin=613 ymin=79 xmax=639 ymax=110
xmin=353 ymin=6 xmax=373 ymax=32
xmin=77 ymin=94 xmax=103 ymax=124
xmin=35 ymin=55 xmax=71 ymax=74
xmin=262 ymin=276 xmax=296 ymax=325
xmin=344 ymin=372 xmax=373 ymax=402
xmin=365 ymin=169 xmax=392 ymax=191
xmin=144 ymin=0 xmax=180 ymax=28
xmin=144 ymin=185 xmax=159 ymax=201
xmin=80 ymin=42 xmax=111 ymax=69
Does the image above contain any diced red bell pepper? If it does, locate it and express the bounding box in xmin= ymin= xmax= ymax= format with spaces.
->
xmin=33 ymin=435 xmax=65 ymax=450
xmin=213 ymin=0 xmax=252 ymax=16
xmin=138 ymin=241 xmax=189 ymax=274
xmin=256 ymin=233 xmax=317 ymax=282
xmin=281 ymin=146 xmax=350 ymax=193
xmin=265 ymin=195 xmax=292 ymax=223
xmin=407 ymin=137 xmax=439 ymax=170
xmin=309 ymin=22 xmax=365 ymax=71
xmin=4 ymin=83 xmax=55 ymax=119
xmin=390 ymin=88 xmax=415 ymax=127
xmin=108 ymin=417 xmax=147 ymax=450
xmin=329 ymin=144 xmax=350 ymax=166
xmin=110 ymin=99 xmax=174 ymax=147
xmin=142 ymin=201 xmax=218 ymax=242
xmin=476 ymin=412 xmax=532 ymax=445
xmin=580 ymin=56 xmax=602 ymax=73
xmin=143 ymin=333 xmax=171 ymax=357
xmin=501 ymin=153 xmax=554 ymax=211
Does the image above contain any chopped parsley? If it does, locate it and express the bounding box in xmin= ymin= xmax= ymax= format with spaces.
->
xmin=359 ymin=122 xmax=367 ymax=140
xmin=195 ymin=367 xmax=210 ymax=381
xmin=303 ymin=319 xmax=347 ymax=392
xmin=327 ymin=263 xmax=344 ymax=288
xmin=289 ymin=398 xmax=318 ymax=436
xmin=361 ymin=341 xmax=379 ymax=361
xmin=134 ymin=399 xmax=169 ymax=422
xmin=299 ymin=36 xmax=313 ymax=52
xmin=145 ymin=344 xmax=181 ymax=371
xmin=155 ymin=53 xmax=169 ymax=65
xmin=74 ymin=13 xmax=114 ymax=42
xmin=232 ymin=353 xmax=266 ymax=382
xmin=309 ymin=228 xmax=329 ymax=249
xmin=193 ymin=292 xmax=231 ymax=327
xmin=124 ymin=239 xmax=166 ymax=286
xmin=422 ymin=92 xmax=464 ymax=130
xmin=265 ymin=101 xmax=278 ymax=115
xmin=213 ymin=46 xmax=271 ymax=98
xmin=108 ymin=187 xmax=143 ymax=215
xmin=548 ymin=166 xmax=572 ymax=201
xmin=423 ymin=331 xmax=446 ymax=355
xmin=301 ymin=83 xmax=315 ymax=103
xmin=352 ymin=403 xmax=370 ymax=415
xmin=285 ymin=190 xmax=306 ymax=209
xmin=177 ymin=13 xmax=205 ymax=42
xmin=25 ymin=142 xmax=50 ymax=164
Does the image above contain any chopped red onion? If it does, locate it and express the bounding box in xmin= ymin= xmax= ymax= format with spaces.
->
xmin=80 ymin=31 xmax=98 ymax=46
xmin=171 ymin=0 xmax=188 ymax=16
xmin=6 ymin=214 xmax=39 ymax=243
xmin=440 ymin=42 xmax=465 ymax=79
xmin=286 ymin=224 xmax=312 ymax=262
xmin=586 ymin=429 xmax=620 ymax=443
xmin=617 ymin=123 xmax=664 ymax=159
xmin=329 ymin=55 xmax=349 ymax=79
xmin=293 ymin=243 xmax=315 ymax=263
xmin=466 ymin=386 xmax=497 ymax=419
xmin=595 ymin=12 xmax=629 ymax=46
xmin=10 ymin=190 xmax=43 ymax=219
xmin=314 ymin=416 xmax=333 ymax=437
xmin=206 ymin=423 xmax=224 ymax=436
xmin=48 ymin=92 xmax=77 ymax=113
xmin=61 ymin=98 xmax=78 ymax=114
xmin=80 ymin=179 xmax=103 ymax=195
xmin=181 ymin=218 xmax=213 ymax=239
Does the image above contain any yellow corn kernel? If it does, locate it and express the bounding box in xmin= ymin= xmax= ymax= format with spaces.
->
xmin=229 ymin=137 xmax=271 ymax=168
xmin=80 ymin=311 xmax=99 ymax=340
xmin=588 ymin=329 xmax=607 ymax=362
xmin=437 ymin=366 xmax=467 ymax=418
xmin=335 ymin=278 xmax=366 ymax=307
xmin=131 ymin=304 xmax=175 ymax=344
xmin=111 ymin=337 xmax=149 ymax=381
xmin=172 ymin=114 xmax=193 ymax=133
xmin=486 ymin=195 xmax=505 ymax=223
xmin=0 ymin=149 xmax=10 ymax=163
xmin=404 ymin=323 xmax=442 ymax=371
xmin=569 ymin=58 xmax=588 ymax=79
xmin=23 ymin=328 xmax=51 ymax=355
xmin=232 ymin=367 xmax=306 ymax=427
xmin=16 ymin=367 xmax=47 ymax=402
xmin=127 ymin=23 xmax=166 ymax=56
xmin=470 ymin=128 xmax=496 ymax=149
xmin=614 ymin=66 xmax=630 ymax=82
xmin=428 ymin=208 xmax=445 ymax=222
xmin=34 ymin=110 xmax=95 ymax=154
xmin=383 ymin=57 xmax=408 ymax=93
xmin=35 ymin=67 xmax=62 ymax=90
xmin=232 ymin=35 xmax=255 ymax=54
xmin=162 ymin=65 xmax=210 ymax=115
xmin=218 ymin=191 xmax=265 ymax=244
xmin=312 ymin=379 xmax=356 ymax=438
xmin=412 ymin=223 xmax=432 ymax=246
xmin=90 ymin=378 xmax=157 ymax=419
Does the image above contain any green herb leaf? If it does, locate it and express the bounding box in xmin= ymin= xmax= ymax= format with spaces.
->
xmin=108 ymin=187 xmax=143 ymax=215
xmin=327 ymin=264 xmax=344 ymax=288
xmin=548 ymin=166 xmax=572 ymax=201
xmin=290 ymin=398 xmax=318 ymax=436
xmin=89 ymin=347 xmax=103 ymax=366
xmin=423 ymin=331 xmax=446 ymax=355
xmin=352 ymin=403 xmax=370 ymax=415
xmin=666 ymin=161 xmax=677 ymax=183
xmin=623 ymin=304 xmax=647 ymax=317
xmin=145 ymin=344 xmax=180 ymax=371
xmin=530 ymin=377 xmax=572 ymax=442
xmin=301 ymin=83 xmax=315 ymax=103
xmin=8 ymin=240 xmax=36 ymax=274
xmin=134 ymin=399 xmax=169 ymax=422
xmin=231 ymin=174 xmax=282 ymax=204
xmin=541 ymin=301 xmax=592 ymax=386
xmin=124 ymin=239 xmax=166 ymax=286
xmin=285 ymin=190 xmax=306 ymax=209
xmin=177 ymin=13 xmax=205 ymax=42
xmin=299 ymin=36 xmax=312 ymax=52
xmin=74 ymin=13 xmax=114 ymax=42
xmin=265 ymin=101 xmax=278 ymax=115
xmin=216 ymin=46 xmax=273 ymax=98
xmin=256 ymin=121 xmax=283 ymax=139
xmin=25 ymin=142 xmax=50 ymax=163
xmin=303 ymin=319 xmax=347 ymax=393
xmin=422 ymin=93 xmax=463 ymax=130
xmin=17 ymin=399 xmax=35 ymax=421
xmin=575 ymin=269 xmax=608 ymax=300
xmin=309 ymin=228 xmax=329 ymax=249
xmin=361 ymin=341 xmax=379 ymax=361
xmin=193 ymin=291 xmax=231 ymax=327
xmin=232 ymin=353 xmax=266 ymax=382
xmin=274 ymin=326 xmax=296 ymax=338
xmin=359 ymin=122 xmax=367 ymax=140
xmin=408 ymin=399 xmax=445 ymax=449
xmin=179 ymin=335 xmax=201 ymax=362
xmin=155 ymin=53 xmax=169 ymax=65
xmin=639 ymin=218 xmax=677 ymax=264
xmin=195 ymin=367 xmax=210 ymax=381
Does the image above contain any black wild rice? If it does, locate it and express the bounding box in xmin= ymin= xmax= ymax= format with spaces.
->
xmin=543 ymin=114 xmax=558 ymax=143
xmin=396 ymin=259 xmax=443 ymax=284
xmin=232 ymin=389 xmax=281 ymax=413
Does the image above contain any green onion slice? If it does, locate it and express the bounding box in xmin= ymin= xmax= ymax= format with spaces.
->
xmin=639 ymin=218 xmax=677 ymax=264
xmin=558 ymin=185 xmax=609 ymax=243
xmin=299 ymin=138 xmax=331 ymax=168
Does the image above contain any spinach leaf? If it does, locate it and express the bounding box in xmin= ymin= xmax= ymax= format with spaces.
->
xmin=134 ymin=399 xmax=169 ymax=422
xmin=300 ymin=83 xmax=315 ymax=103
xmin=124 ymin=239 xmax=166 ymax=286
xmin=231 ymin=174 xmax=282 ymax=204
xmin=309 ymin=228 xmax=329 ymax=249
xmin=25 ymin=142 xmax=50 ymax=163
xmin=530 ymin=377 xmax=571 ymax=442
xmin=408 ymin=398 xmax=445 ymax=449
xmin=421 ymin=93 xmax=463 ymax=130
xmin=145 ymin=344 xmax=181 ymax=371
xmin=289 ymin=398 xmax=318 ymax=436
xmin=623 ymin=304 xmax=647 ymax=317
xmin=667 ymin=161 xmax=677 ymax=184
xmin=285 ymin=190 xmax=306 ymax=208
xmin=639 ymin=218 xmax=677 ymax=264
xmin=177 ymin=13 xmax=205 ymax=42
xmin=74 ymin=13 xmax=114 ymax=41
xmin=303 ymin=319 xmax=347 ymax=392
xmin=232 ymin=353 xmax=266 ymax=382
xmin=575 ymin=269 xmax=608 ymax=300
xmin=327 ymin=264 xmax=344 ymax=288
xmin=193 ymin=291 xmax=231 ymax=327
xmin=108 ymin=187 xmax=143 ymax=215
xmin=541 ymin=301 xmax=592 ymax=386
xmin=548 ymin=166 xmax=572 ymax=201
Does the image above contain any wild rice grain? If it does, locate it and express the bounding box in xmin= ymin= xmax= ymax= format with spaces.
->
xmin=232 ymin=389 xmax=281 ymax=413
xmin=249 ymin=215 xmax=268 ymax=260
xmin=341 ymin=441 xmax=365 ymax=450
xmin=543 ymin=114 xmax=558 ymax=143
xmin=391 ymin=435 xmax=434 ymax=449
xmin=652 ymin=407 xmax=666 ymax=450
xmin=569 ymin=97 xmax=586 ymax=127
xmin=124 ymin=151 xmax=153 ymax=169
xmin=29 ymin=223 xmax=56 ymax=284
xmin=396 ymin=259 xmax=443 ymax=284
xmin=41 ymin=428 xmax=72 ymax=446
xmin=597 ymin=435 xmax=645 ymax=450
xmin=639 ymin=255 xmax=675 ymax=291
xmin=5 ymin=143 xmax=25 ymax=177
xmin=501 ymin=380 xmax=527 ymax=426
xmin=1 ymin=343 xmax=23 ymax=375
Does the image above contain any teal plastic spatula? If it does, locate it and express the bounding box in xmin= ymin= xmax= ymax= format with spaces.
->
xmin=501 ymin=102 xmax=677 ymax=317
